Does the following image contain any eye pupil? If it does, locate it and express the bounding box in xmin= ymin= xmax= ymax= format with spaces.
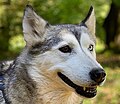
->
xmin=59 ymin=45 xmax=72 ymax=53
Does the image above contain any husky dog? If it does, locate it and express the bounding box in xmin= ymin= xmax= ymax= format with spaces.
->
xmin=0 ymin=5 xmax=106 ymax=104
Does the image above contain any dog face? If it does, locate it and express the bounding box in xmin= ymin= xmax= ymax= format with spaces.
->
xmin=22 ymin=5 xmax=106 ymax=98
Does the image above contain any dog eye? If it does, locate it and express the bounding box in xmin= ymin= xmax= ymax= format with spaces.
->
xmin=59 ymin=45 xmax=72 ymax=53
xmin=88 ymin=44 xmax=94 ymax=51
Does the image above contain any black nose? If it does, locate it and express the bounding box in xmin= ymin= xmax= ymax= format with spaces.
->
xmin=89 ymin=69 xmax=106 ymax=84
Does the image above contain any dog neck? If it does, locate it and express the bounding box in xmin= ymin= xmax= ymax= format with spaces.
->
xmin=28 ymin=68 xmax=83 ymax=104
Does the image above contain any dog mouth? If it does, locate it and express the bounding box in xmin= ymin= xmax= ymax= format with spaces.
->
xmin=57 ymin=72 xmax=97 ymax=98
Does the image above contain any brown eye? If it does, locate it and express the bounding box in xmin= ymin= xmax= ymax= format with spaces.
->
xmin=88 ymin=44 xmax=94 ymax=51
xmin=59 ymin=45 xmax=72 ymax=53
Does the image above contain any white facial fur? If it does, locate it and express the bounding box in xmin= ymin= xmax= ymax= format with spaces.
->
xmin=32 ymin=27 xmax=102 ymax=89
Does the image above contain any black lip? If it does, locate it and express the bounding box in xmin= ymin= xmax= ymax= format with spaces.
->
xmin=57 ymin=72 xmax=97 ymax=98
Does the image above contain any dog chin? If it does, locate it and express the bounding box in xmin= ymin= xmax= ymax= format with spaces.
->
xmin=57 ymin=72 xmax=97 ymax=98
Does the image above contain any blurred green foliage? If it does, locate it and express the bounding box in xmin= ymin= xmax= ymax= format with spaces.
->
xmin=0 ymin=0 xmax=113 ymax=60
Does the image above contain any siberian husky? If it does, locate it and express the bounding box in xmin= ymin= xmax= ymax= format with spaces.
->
xmin=0 ymin=5 xmax=106 ymax=104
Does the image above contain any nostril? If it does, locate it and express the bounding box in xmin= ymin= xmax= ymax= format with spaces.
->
xmin=89 ymin=69 xmax=106 ymax=84
xmin=101 ymin=71 xmax=106 ymax=78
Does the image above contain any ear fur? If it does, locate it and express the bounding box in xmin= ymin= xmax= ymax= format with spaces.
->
xmin=23 ymin=5 xmax=49 ymax=46
xmin=82 ymin=6 xmax=96 ymax=35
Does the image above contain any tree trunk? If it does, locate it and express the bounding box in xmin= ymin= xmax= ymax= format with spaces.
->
xmin=103 ymin=2 xmax=120 ymax=49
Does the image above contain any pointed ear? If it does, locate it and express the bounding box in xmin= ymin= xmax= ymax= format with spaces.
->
xmin=82 ymin=6 xmax=96 ymax=35
xmin=23 ymin=5 xmax=49 ymax=46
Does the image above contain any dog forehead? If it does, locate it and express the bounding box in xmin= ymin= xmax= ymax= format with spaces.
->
xmin=50 ymin=24 xmax=81 ymax=42
xmin=51 ymin=24 xmax=93 ymax=44
xmin=53 ymin=24 xmax=96 ymax=46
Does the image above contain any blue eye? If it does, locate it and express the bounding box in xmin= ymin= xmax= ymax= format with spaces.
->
xmin=88 ymin=44 xmax=94 ymax=51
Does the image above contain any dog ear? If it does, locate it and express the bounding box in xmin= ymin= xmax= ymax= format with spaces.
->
xmin=23 ymin=5 xmax=49 ymax=46
xmin=82 ymin=6 xmax=96 ymax=35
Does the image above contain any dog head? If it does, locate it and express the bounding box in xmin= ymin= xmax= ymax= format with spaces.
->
xmin=22 ymin=5 xmax=106 ymax=98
